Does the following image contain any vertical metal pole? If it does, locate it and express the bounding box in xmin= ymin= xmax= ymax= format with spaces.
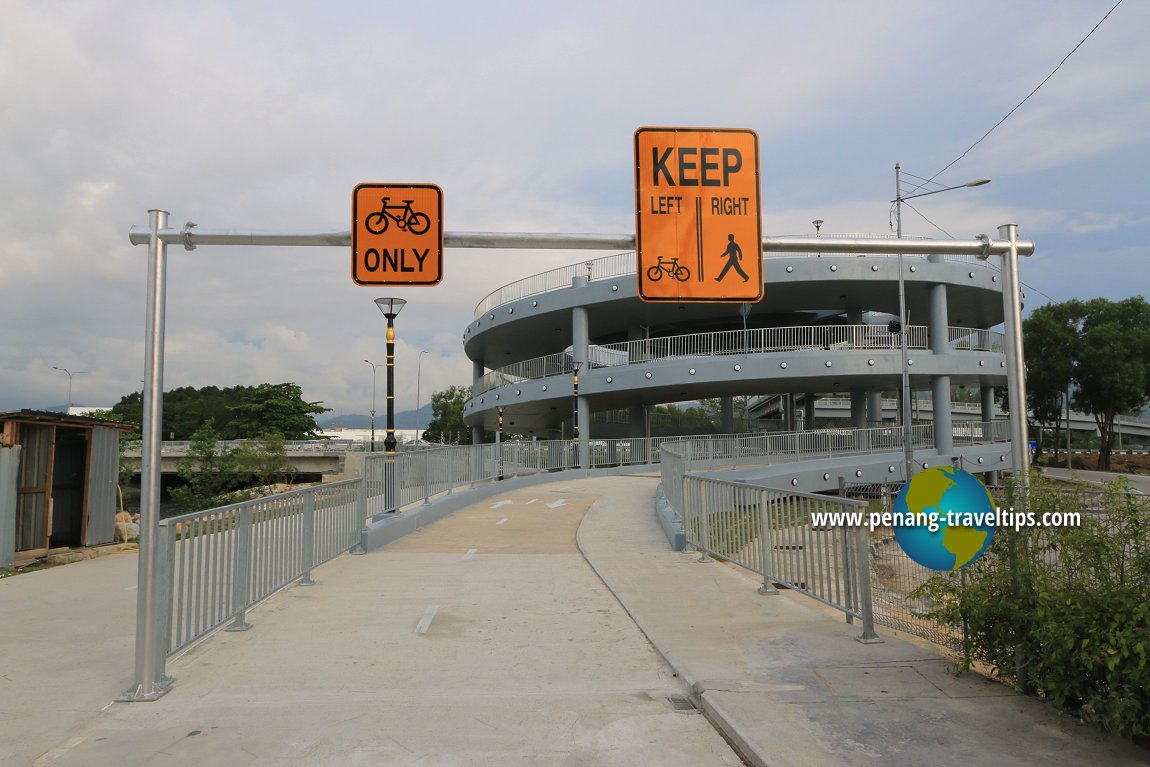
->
xmin=496 ymin=407 xmax=504 ymax=481
xmin=998 ymin=224 xmax=1030 ymax=479
xmin=895 ymin=164 xmax=915 ymax=482
xmin=838 ymin=477 xmax=855 ymax=624
xmin=697 ymin=480 xmax=711 ymax=563
xmin=351 ymin=474 xmax=368 ymax=554
xmin=365 ymin=360 xmax=378 ymax=452
xmin=423 ymin=450 xmax=432 ymax=502
xmin=447 ymin=447 xmax=454 ymax=495
xmin=121 ymin=209 xmax=173 ymax=701
xmin=1066 ymin=384 xmax=1072 ymax=470
xmin=757 ymin=489 xmax=778 ymax=594
xmin=228 ymin=504 xmax=253 ymax=631
xmin=852 ymin=517 xmax=882 ymax=644
xmin=300 ymin=491 xmax=316 ymax=586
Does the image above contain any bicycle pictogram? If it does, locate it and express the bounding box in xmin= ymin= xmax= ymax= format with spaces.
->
xmin=364 ymin=197 xmax=431 ymax=236
xmin=645 ymin=256 xmax=691 ymax=282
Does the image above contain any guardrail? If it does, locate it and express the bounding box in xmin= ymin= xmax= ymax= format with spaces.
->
xmin=474 ymin=324 xmax=1005 ymax=395
xmin=675 ymin=470 xmax=877 ymax=639
xmin=160 ymin=479 xmax=362 ymax=655
xmin=473 ymin=235 xmax=997 ymax=319
xmin=148 ymin=421 xmax=1008 ymax=677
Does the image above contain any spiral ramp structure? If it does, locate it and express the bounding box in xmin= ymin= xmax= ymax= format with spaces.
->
xmin=462 ymin=234 xmax=1016 ymax=485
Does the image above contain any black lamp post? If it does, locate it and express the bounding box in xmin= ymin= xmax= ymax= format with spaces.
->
xmin=497 ymin=406 xmax=505 ymax=480
xmin=375 ymin=297 xmax=407 ymax=454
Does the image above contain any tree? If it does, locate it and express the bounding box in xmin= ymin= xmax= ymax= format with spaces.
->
xmin=423 ymin=385 xmax=472 ymax=444
xmin=169 ymin=421 xmax=242 ymax=511
xmin=1023 ymin=301 xmax=1082 ymax=462
xmin=1073 ymin=297 xmax=1150 ymax=470
xmin=108 ymin=382 xmax=330 ymax=440
xmin=225 ymin=383 xmax=329 ymax=440
xmin=233 ymin=431 xmax=295 ymax=487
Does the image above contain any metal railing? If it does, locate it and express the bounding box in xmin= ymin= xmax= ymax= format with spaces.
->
xmin=160 ymin=479 xmax=362 ymax=655
xmin=676 ymin=473 xmax=876 ymax=636
xmin=474 ymin=324 xmax=1005 ymax=395
xmin=473 ymin=251 xmax=637 ymax=317
xmin=150 ymin=421 xmax=1008 ymax=668
xmin=947 ymin=327 xmax=1005 ymax=353
xmin=473 ymin=237 xmax=998 ymax=319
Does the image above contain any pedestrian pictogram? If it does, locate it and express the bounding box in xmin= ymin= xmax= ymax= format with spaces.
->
xmin=635 ymin=127 xmax=762 ymax=303
xmin=715 ymin=234 xmax=749 ymax=282
xmin=352 ymin=183 xmax=443 ymax=286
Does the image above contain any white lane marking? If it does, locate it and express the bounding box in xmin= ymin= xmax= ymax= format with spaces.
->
xmin=124 ymin=585 xmax=138 ymax=590
xmin=416 ymin=605 xmax=439 ymax=634
xmin=462 ymin=548 xmax=477 ymax=560
xmin=496 ymin=518 xmax=508 ymax=526
xmin=546 ymin=498 xmax=568 ymax=509
xmin=490 ymin=500 xmax=513 ymax=509
xmin=526 ymin=498 xmax=539 ymax=505
xmin=33 ymin=736 xmax=86 ymax=766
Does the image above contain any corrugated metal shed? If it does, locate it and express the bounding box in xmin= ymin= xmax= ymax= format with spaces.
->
xmin=0 ymin=445 xmax=20 ymax=568
xmin=0 ymin=411 xmax=135 ymax=563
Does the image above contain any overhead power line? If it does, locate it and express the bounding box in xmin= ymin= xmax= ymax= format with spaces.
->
xmin=927 ymin=0 xmax=1125 ymax=184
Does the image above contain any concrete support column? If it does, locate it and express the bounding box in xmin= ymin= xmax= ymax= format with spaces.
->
xmin=929 ymin=282 xmax=953 ymax=456
xmin=784 ymin=394 xmax=796 ymax=432
xmin=982 ymin=385 xmax=1000 ymax=484
xmin=721 ymin=396 xmax=735 ymax=434
xmin=850 ymin=390 xmax=867 ymax=429
xmin=867 ymin=391 xmax=883 ymax=425
xmin=471 ymin=359 xmax=484 ymax=445
xmin=572 ymin=275 xmax=591 ymax=470
xmin=803 ymin=394 xmax=816 ymax=431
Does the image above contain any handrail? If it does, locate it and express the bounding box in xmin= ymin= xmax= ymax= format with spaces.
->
xmin=474 ymin=324 xmax=1005 ymax=395
xmin=473 ymin=235 xmax=999 ymax=319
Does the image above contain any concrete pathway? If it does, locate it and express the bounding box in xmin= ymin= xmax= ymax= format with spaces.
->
xmin=7 ymin=479 xmax=740 ymax=766
xmin=1040 ymin=466 xmax=1150 ymax=494
xmin=5 ymin=474 xmax=1147 ymax=766
xmin=576 ymin=476 xmax=1149 ymax=767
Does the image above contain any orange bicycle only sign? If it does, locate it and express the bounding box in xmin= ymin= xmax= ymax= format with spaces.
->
xmin=352 ymin=183 xmax=443 ymax=286
xmin=634 ymin=127 xmax=762 ymax=303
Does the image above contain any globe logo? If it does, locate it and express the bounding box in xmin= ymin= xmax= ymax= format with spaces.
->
xmin=892 ymin=466 xmax=997 ymax=571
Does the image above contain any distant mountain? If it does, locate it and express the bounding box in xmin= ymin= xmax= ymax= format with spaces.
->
xmin=318 ymin=404 xmax=433 ymax=430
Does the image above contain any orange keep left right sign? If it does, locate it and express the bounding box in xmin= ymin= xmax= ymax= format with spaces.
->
xmin=635 ymin=127 xmax=762 ymax=303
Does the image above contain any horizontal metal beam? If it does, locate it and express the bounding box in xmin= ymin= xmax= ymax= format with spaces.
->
xmin=762 ymin=235 xmax=1035 ymax=257
xmin=129 ymin=225 xmax=1034 ymax=257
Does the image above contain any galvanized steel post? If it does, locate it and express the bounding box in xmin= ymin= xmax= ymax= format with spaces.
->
xmin=120 ymin=209 xmax=174 ymax=702
xmin=998 ymin=224 xmax=1030 ymax=480
xmin=851 ymin=498 xmax=882 ymax=643
xmin=300 ymin=492 xmax=316 ymax=586
xmin=757 ymin=488 xmax=778 ymax=594
xmin=228 ymin=504 xmax=253 ymax=632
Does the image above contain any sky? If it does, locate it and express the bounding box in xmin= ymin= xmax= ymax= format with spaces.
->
xmin=2 ymin=0 xmax=1146 ymax=419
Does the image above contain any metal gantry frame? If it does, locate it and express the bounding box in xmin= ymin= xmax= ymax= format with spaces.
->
xmin=120 ymin=213 xmax=1035 ymax=700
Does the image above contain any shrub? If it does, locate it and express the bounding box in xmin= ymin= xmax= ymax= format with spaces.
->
xmin=912 ymin=475 xmax=1150 ymax=738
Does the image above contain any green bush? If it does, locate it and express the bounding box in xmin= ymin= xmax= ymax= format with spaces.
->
xmin=912 ymin=475 xmax=1150 ymax=738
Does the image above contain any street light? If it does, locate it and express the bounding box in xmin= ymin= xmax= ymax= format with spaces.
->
xmin=415 ymin=349 xmax=429 ymax=442
xmin=364 ymin=359 xmax=382 ymax=451
xmin=375 ymin=297 xmax=407 ymax=453
xmin=51 ymin=366 xmax=88 ymax=411
xmin=892 ymin=164 xmax=990 ymax=480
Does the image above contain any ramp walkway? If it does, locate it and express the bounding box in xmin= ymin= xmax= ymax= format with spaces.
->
xmin=3 ymin=476 xmax=1146 ymax=766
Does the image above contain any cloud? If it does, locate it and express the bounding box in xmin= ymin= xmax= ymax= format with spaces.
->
xmin=2 ymin=0 xmax=1147 ymax=417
